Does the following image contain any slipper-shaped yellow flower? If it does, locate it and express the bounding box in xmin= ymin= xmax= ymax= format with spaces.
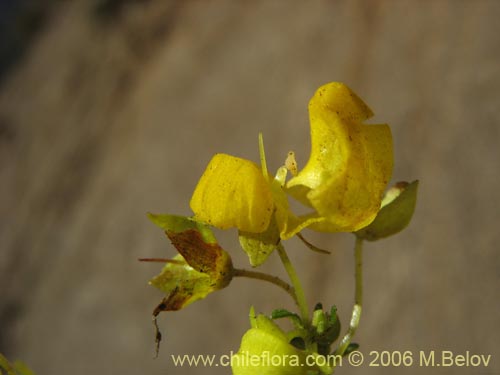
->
xmin=281 ymin=82 xmax=393 ymax=238
xmin=232 ymin=310 xmax=332 ymax=375
xmin=190 ymin=153 xmax=274 ymax=233
xmin=190 ymin=82 xmax=393 ymax=242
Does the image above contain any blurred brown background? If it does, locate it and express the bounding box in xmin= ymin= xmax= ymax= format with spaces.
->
xmin=1 ymin=1 xmax=499 ymax=374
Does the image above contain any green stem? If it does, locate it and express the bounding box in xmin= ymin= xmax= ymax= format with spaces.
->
xmin=336 ymin=237 xmax=363 ymax=356
xmin=233 ymin=268 xmax=296 ymax=303
xmin=277 ymin=243 xmax=310 ymax=322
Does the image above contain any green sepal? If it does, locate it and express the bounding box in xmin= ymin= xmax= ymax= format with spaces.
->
xmin=147 ymin=213 xmax=233 ymax=311
xmin=271 ymin=308 xmax=303 ymax=329
xmin=355 ymin=180 xmax=418 ymax=241
xmin=238 ymin=217 xmax=280 ymax=267
xmin=149 ymin=254 xmax=214 ymax=310
xmin=147 ymin=213 xmax=217 ymax=244
xmin=312 ymin=305 xmax=341 ymax=356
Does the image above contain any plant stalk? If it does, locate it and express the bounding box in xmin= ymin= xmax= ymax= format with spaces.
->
xmin=277 ymin=243 xmax=310 ymax=322
xmin=233 ymin=268 xmax=296 ymax=303
xmin=336 ymin=237 xmax=364 ymax=357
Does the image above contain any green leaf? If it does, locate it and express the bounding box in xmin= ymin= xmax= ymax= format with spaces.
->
xmin=271 ymin=308 xmax=300 ymax=320
xmin=355 ymin=180 xmax=418 ymax=241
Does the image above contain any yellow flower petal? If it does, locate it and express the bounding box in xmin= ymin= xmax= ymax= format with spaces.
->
xmin=286 ymin=82 xmax=393 ymax=232
xmin=190 ymin=153 xmax=274 ymax=233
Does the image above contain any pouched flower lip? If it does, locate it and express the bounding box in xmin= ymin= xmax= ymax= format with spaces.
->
xmin=232 ymin=311 xmax=332 ymax=375
xmin=279 ymin=82 xmax=393 ymax=238
xmin=190 ymin=153 xmax=274 ymax=233
xmin=189 ymin=82 xmax=394 ymax=241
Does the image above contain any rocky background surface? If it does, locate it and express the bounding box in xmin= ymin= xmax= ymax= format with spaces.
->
xmin=1 ymin=1 xmax=499 ymax=374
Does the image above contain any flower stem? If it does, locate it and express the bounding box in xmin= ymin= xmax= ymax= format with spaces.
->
xmin=233 ymin=268 xmax=296 ymax=303
xmin=336 ymin=237 xmax=364 ymax=356
xmin=277 ymin=243 xmax=310 ymax=322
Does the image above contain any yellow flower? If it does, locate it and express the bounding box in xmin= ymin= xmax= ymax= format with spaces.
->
xmin=231 ymin=312 xmax=331 ymax=375
xmin=280 ymin=82 xmax=393 ymax=238
xmin=190 ymin=154 xmax=274 ymax=233
xmin=190 ymin=83 xmax=393 ymax=241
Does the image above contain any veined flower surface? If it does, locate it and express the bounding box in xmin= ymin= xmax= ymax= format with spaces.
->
xmin=190 ymin=82 xmax=393 ymax=241
xmin=281 ymin=82 xmax=393 ymax=238
xmin=190 ymin=154 xmax=274 ymax=233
